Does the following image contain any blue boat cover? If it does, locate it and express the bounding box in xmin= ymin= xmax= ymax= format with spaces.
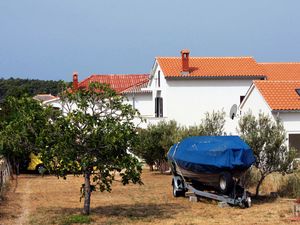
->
xmin=167 ymin=136 xmax=255 ymax=170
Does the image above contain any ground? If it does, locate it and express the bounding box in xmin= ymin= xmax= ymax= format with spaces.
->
xmin=0 ymin=170 xmax=298 ymax=225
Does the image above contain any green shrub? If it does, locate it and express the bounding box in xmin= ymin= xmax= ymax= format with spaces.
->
xmin=278 ymin=171 xmax=300 ymax=198
xmin=240 ymin=167 xmax=261 ymax=189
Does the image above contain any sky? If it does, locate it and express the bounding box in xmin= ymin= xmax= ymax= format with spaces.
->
xmin=1 ymin=0 xmax=300 ymax=82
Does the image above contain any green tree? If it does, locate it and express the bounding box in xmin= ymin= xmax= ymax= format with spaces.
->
xmin=180 ymin=110 xmax=226 ymax=138
xmin=132 ymin=120 xmax=181 ymax=172
xmin=0 ymin=96 xmax=55 ymax=174
xmin=0 ymin=78 xmax=65 ymax=102
xmin=238 ymin=112 xmax=297 ymax=196
xmin=40 ymin=83 xmax=143 ymax=215
xmin=132 ymin=110 xmax=226 ymax=172
xmin=200 ymin=110 xmax=226 ymax=135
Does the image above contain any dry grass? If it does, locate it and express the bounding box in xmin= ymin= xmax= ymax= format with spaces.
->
xmin=0 ymin=169 xmax=297 ymax=225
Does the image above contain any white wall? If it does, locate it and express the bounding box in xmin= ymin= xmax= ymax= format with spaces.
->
xmin=125 ymin=93 xmax=153 ymax=117
xmin=278 ymin=112 xmax=300 ymax=134
xmin=239 ymin=86 xmax=272 ymax=117
xmin=165 ymin=79 xmax=254 ymax=134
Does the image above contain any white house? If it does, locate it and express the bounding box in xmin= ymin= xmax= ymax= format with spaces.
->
xmin=44 ymin=52 xmax=300 ymax=140
xmin=240 ymin=80 xmax=300 ymax=157
xmin=145 ymin=50 xmax=266 ymax=134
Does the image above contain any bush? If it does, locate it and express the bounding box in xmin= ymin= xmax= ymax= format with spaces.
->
xmin=278 ymin=171 xmax=300 ymax=198
xmin=240 ymin=167 xmax=260 ymax=189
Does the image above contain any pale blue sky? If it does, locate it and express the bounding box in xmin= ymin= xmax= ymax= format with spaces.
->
xmin=1 ymin=0 xmax=300 ymax=81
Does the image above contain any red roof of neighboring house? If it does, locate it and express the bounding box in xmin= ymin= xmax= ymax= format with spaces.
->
xmin=254 ymin=80 xmax=300 ymax=111
xmin=260 ymin=63 xmax=300 ymax=81
xmin=157 ymin=56 xmax=265 ymax=78
xmin=78 ymin=74 xmax=149 ymax=93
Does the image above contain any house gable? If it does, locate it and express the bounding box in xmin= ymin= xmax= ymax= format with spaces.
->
xmin=254 ymin=80 xmax=300 ymax=111
xmin=239 ymin=83 xmax=273 ymax=117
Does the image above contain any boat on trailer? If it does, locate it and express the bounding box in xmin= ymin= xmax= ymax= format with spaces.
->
xmin=167 ymin=136 xmax=255 ymax=207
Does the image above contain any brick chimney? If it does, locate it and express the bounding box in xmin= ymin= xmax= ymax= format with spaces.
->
xmin=73 ymin=72 xmax=79 ymax=90
xmin=181 ymin=49 xmax=190 ymax=75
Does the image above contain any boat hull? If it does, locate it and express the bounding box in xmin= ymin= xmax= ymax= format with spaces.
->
xmin=167 ymin=136 xmax=255 ymax=190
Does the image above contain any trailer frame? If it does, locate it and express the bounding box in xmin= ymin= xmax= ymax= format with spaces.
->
xmin=172 ymin=175 xmax=251 ymax=208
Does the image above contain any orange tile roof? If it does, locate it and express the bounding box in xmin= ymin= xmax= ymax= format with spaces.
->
xmin=121 ymin=81 xmax=150 ymax=94
xmin=78 ymin=74 xmax=149 ymax=94
xmin=260 ymin=63 xmax=300 ymax=81
xmin=157 ymin=57 xmax=265 ymax=78
xmin=254 ymin=80 xmax=300 ymax=111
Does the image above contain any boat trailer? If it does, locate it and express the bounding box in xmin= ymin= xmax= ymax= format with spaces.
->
xmin=172 ymin=175 xmax=252 ymax=208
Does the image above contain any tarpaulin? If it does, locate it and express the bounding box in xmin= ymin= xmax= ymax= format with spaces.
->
xmin=167 ymin=136 xmax=255 ymax=172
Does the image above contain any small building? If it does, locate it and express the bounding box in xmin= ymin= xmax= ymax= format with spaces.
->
xmin=240 ymin=80 xmax=300 ymax=156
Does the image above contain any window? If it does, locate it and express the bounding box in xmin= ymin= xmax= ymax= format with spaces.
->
xmin=289 ymin=134 xmax=300 ymax=158
xmin=240 ymin=96 xmax=245 ymax=104
xmin=158 ymin=71 xmax=161 ymax=88
xmin=155 ymin=97 xmax=163 ymax=117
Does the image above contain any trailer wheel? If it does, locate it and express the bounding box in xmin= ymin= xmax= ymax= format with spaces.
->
xmin=172 ymin=178 xmax=185 ymax=197
xmin=36 ymin=164 xmax=47 ymax=174
xmin=219 ymin=172 xmax=233 ymax=194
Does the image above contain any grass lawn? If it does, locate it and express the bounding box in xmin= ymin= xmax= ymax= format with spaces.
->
xmin=0 ymin=169 xmax=297 ymax=225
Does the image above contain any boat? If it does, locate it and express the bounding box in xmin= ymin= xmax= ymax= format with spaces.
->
xmin=167 ymin=136 xmax=255 ymax=194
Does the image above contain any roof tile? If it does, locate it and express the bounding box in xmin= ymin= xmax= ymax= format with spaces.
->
xmin=260 ymin=63 xmax=300 ymax=81
xmin=157 ymin=57 xmax=265 ymax=78
xmin=78 ymin=74 xmax=149 ymax=93
xmin=254 ymin=80 xmax=300 ymax=111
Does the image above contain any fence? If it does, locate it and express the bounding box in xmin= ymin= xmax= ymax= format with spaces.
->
xmin=0 ymin=157 xmax=11 ymax=196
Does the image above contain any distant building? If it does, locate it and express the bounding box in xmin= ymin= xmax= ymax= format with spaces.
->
xmin=33 ymin=94 xmax=58 ymax=103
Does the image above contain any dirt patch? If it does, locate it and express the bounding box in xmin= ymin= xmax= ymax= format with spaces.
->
xmin=0 ymin=170 xmax=297 ymax=225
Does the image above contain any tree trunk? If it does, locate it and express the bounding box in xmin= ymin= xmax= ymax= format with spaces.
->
xmin=83 ymin=171 xmax=91 ymax=215
xmin=149 ymin=164 xmax=153 ymax=171
xmin=255 ymin=175 xmax=265 ymax=197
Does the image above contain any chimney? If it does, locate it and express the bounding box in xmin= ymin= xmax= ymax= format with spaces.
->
xmin=73 ymin=72 xmax=79 ymax=90
xmin=181 ymin=49 xmax=190 ymax=75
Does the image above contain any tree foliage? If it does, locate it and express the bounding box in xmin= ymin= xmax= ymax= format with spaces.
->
xmin=39 ymin=83 xmax=143 ymax=215
xmin=238 ymin=112 xmax=297 ymax=196
xmin=0 ymin=77 xmax=65 ymax=102
xmin=181 ymin=110 xmax=226 ymax=138
xmin=132 ymin=110 xmax=226 ymax=172
xmin=0 ymin=96 xmax=55 ymax=173
xmin=132 ymin=120 xmax=181 ymax=172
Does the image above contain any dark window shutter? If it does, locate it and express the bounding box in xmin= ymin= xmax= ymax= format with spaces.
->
xmin=155 ymin=97 xmax=158 ymax=117
xmin=159 ymin=97 xmax=163 ymax=117
xmin=155 ymin=97 xmax=163 ymax=117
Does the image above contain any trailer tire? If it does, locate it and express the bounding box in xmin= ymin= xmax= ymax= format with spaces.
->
xmin=36 ymin=164 xmax=47 ymax=175
xmin=172 ymin=178 xmax=185 ymax=197
xmin=219 ymin=172 xmax=233 ymax=194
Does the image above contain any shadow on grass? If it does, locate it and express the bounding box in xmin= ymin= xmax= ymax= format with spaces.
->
xmin=45 ymin=202 xmax=184 ymax=220
xmin=250 ymin=195 xmax=278 ymax=205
